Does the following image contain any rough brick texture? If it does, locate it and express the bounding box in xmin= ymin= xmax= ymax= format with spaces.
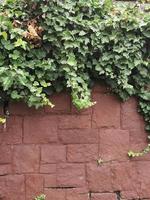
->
xmin=0 ymin=85 xmax=149 ymax=200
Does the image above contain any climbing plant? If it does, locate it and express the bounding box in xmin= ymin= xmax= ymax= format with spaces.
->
xmin=0 ymin=0 xmax=149 ymax=137
xmin=35 ymin=194 xmax=46 ymax=200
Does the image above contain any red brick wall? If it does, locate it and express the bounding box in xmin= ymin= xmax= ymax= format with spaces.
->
xmin=0 ymin=85 xmax=149 ymax=200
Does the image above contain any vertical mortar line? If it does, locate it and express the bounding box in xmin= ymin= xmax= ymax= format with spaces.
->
xmin=66 ymin=144 xmax=68 ymax=163
xmin=69 ymin=94 xmax=72 ymax=114
xmin=22 ymin=116 xmax=25 ymax=144
xmin=98 ymin=128 xmax=101 ymax=160
xmin=24 ymin=174 xmax=27 ymax=200
xmin=42 ymin=169 xmax=44 ymax=194
xmin=120 ymin=101 xmax=123 ymax=130
xmin=56 ymin=115 xmax=59 ymax=190
xmin=10 ymin=143 xmax=14 ymax=176
xmin=129 ymin=129 xmax=131 ymax=155
xmin=56 ymin=161 xmax=58 ymax=189
xmin=65 ymin=187 xmax=67 ymax=200
xmin=90 ymin=90 xmax=94 ymax=128
xmin=56 ymin=115 xmax=60 ymax=145
xmin=84 ymin=161 xmax=91 ymax=199
xmin=38 ymin=144 xmax=41 ymax=174
xmin=90 ymin=191 xmax=92 ymax=200
xmin=91 ymin=106 xmax=94 ymax=128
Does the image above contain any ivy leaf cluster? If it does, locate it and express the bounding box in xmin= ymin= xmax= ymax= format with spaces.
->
xmin=0 ymin=0 xmax=149 ymax=135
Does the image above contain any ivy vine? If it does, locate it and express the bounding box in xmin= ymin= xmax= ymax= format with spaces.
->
xmin=0 ymin=0 xmax=149 ymax=139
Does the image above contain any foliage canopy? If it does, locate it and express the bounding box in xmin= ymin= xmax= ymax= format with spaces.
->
xmin=0 ymin=0 xmax=149 ymax=133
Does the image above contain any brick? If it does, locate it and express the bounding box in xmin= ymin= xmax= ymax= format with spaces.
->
xmin=26 ymin=175 xmax=44 ymax=200
xmin=5 ymin=175 xmax=25 ymax=200
xmin=130 ymin=129 xmax=147 ymax=145
xmin=111 ymin=162 xmax=139 ymax=192
xmin=100 ymin=129 xmax=129 ymax=161
xmin=87 ymin=163 xmax=113 ymax=192
xmin=0 ymin=177 xmax=6 ymax=199
xmin=9 ymin=102 xmax=44 ymax=115
xmin=41 ymin=145 xmax=66 ymax=164
xmin=66 ymin=188 xmax=88 ymax=200
xmin=67 ymin=144 xmax=98 ymax=162
xmin=135 ymin=161 xmax=150 ymax=198
xmin=44 ymin=174 xmax=56 ymax=188
xmin=91 ymin=193 xmax=116 ymax=200
xmin=40 ymin=164 xmax=56 ymax=174
xmin=58 ymin=115 xmax=91 ymax=129
xmin=92 ymin=93 xmax=120 ymax=128
xmin=71 ymin=104 xmax=92 ymax=115
xmin=44 ymin=189 xmax=66 ymax=200
xmin=0 ymin=164 xmax=11 ymax=175
xmin=0 ymin=117 xmax=22 ymax=144
xmin=12 ymin=145 xmax=40 ymax=173
xmin=57 ymin=164 xmax=86 ymax=187
xmin=23 ymin=116 xmax=58 ymax=144
xmin=45 ymin=92 xmax=71 ymax=113
xmin=92 ymin=83 xmax=110 ymax=93
xmin=121 ymin=98 xmax=144 ymax=130
xmin=121 ymin=191 xmax=140 ymax=200
xmin=59 ymin=129 xmax=99 ymax=144
xmin=0 ymin=145 xmax=12 ymax=164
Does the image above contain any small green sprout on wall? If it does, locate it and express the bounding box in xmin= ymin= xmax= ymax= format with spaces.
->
xmin=0 ymin=117 xmax=6 ymax=124
xmin=35 ymin=194 xmax=46 ymax=200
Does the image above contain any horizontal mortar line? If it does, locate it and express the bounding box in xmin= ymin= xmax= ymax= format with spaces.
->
xmin=46 ymin=186 xmax=76 ymax=190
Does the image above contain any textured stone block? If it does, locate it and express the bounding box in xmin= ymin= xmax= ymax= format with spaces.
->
xmin=121 ymin=98 xmax=144 ymax=130
xmin=0 ymin=145 xmax=12 ymax=164
xmin=0 ymin=117 xmax=22 ymax=144
xmin=71 ymin=104 xmax=92 ymax=115
xmin=135 ymin=161 xmax=150 ymax=198
xmin=40 ymin=164 xmax=56 ymax=174
xmin=44 ymin=174 xmax=56 ymax=188
xmin=92 ymin=93 xmax=120 ymax=128
xmin=87 ymin=163 xmax=113 ymax=192
xmin=59 ymin=129 xmax=99 ymax=144
xmin=41 ymin=145 xmax=66 ymax=163
xmin=100 ymin=129 xmax=129 ymax=161
xmin=2 ymin=175 xmax=25 ymax=200
xmin=91 ymin=193 xmax=116 ymax=200
xmin=12 ymin=145 xmax=40 ymax=173
xmin=66 ymin=188 xmax=88 ymax=200
xmin=67 ymin=144 xmax=98 ymax=162
xmin=44 ymin=189 xmax=66 ymax=200
xmin=45 ymin=92 xmax=71 ymax=113
xmin=121 ymin=191 xmax=140 ymax=200
xmin=9 ymin=102 xmax=44 ymax=115
xmin=57 ymin=164 xmax=86 ymax=187
xmin=111 ymin=162 xmax=139 ymax=192
xmin=0 ymin=164 xmax=11 ymax=175
xmin=92 ymin=84 xmax=109 ymax=93
xmin=25 ymin=175 xmax=44 ymax=200
xmin=130 ymin=129 xmax=147 ymax=145
xmin=24 ymin=116 xmax=58 ymax=143
xmin=58 ymin=115 xmax=91 ymax=129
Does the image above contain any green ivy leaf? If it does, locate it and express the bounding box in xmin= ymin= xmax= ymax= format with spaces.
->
xmin=14 ymin=38 xmax=27 ymax=50
xmin=1 ymin=31 xmax=8 ymax=40
xmin=67 ymin=53 xmax=77 ymax=66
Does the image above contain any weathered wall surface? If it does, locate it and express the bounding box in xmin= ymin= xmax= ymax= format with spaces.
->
xmin=0 ymin=85 xmax=149 ymax=200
